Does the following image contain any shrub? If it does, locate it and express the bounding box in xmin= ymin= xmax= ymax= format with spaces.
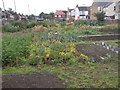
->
xmin=74 ymin=20 xmax=88 ymax=25
xmin=2 ymin=34 xmax=32 ymax=66
xmin=2 ymin=25 xmax=21 ymax=33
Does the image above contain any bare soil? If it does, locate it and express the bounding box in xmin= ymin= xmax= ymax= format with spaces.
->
xmin=2 ymin=73 xmax=65 ymax=88
xmin=82 ymin=34 xmax=120 ymax=41
xmin=76 ymin=44 xmax=118 ymax=62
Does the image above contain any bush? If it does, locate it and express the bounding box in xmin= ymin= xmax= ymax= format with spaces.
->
xmin=2 ymin=34 xmax=32 ymax=66
xmin=74 ymin=20 xmax=88 ymax=25
xmin=2 ymin=25 xmax=21 ymax=33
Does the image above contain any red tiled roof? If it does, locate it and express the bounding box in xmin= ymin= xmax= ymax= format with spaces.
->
xmin=54 ymin=10 xmax=65 ymax=15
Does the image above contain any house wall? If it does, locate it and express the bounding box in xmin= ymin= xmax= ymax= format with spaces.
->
xmin=75 ymin=7 xmax=80 ymax=20
xmin=70 ymin=10 xmax=75 ymax=16
xmin=90 ymin=3 xmax=98 ymax=20
xmin=115 ymin=1 xmax=120 ymax=19
xmin=79 ymin=11 xmax=89 ymax=19
xmin=105 ymin=3 xmax=115 ymax=17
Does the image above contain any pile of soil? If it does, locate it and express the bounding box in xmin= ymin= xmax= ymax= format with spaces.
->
xmin=2 ymin=73 xmax=65 ymax=88
xmin=76 ymin=44 xmax=118 ymax=62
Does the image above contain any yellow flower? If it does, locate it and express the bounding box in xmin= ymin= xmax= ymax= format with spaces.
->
xmin=46 ymin=54 xmax=50 ymax=58
xmin=59 ymin=52 xmax=65 ymax=56
xmin=70 ymin=43 xmax=75 ymax=47
xmin=69 ymin=47 xmax=76 ymax=53
xmin=45 ymin=47 xmax=51 ymax=53
xmin=80 ymin=54 xmax=88 ymax=61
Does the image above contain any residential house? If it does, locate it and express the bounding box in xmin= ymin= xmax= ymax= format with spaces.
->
xmin=66 ymin=8 xmax=75 ymax=21
xmin=19 ymin=14 xmax=28 ymax=20
xmin=67 ymin=5 xmax=90 ymax=21
xmin=77 ymin=6 xmax=90 ymax=20
xmin=1 ymin=11 xmax=14 ymax=20
xmin=115 ymin=1 xmax=120 ymax=19
xmin=90 ymin=2 xmax=114 ymax=20
xmin=90 ymin=0 xmax=120 ymax=20
xmin=54 ymin=10 xmax=66 ymax=21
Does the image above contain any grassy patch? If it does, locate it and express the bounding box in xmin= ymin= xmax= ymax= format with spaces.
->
xmin=2 ymin=61 xmax=118 ymax=88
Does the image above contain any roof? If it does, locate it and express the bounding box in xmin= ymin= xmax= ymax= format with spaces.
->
xmin=68 ymin=9 xmax=74 ymax=12
xmin=78 ymin=7 xmax=90 ymax=11
xmin=54 ymin=10 xmax=65 ymax=15
xmin=62 ymin=11 xmax=67 ymax=14
xmin=93 ymin=2 xmax=114 ymax=8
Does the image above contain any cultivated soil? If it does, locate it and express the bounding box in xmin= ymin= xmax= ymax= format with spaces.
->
xmin=82 ymin=34 xmax=120 ymax=41
xmin=76 ymin=44 xmax=118 ymax=62
xmin=2 ymin=73 xmax=65 ymax=88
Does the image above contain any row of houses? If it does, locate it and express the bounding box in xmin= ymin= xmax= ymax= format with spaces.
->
xmin=54 ymin=0 xmax=120 ymax=21
xmin=0 ymin=0 xmax=120 ymax=21
xmin=0 ymin=10 xmax=27 ymax=20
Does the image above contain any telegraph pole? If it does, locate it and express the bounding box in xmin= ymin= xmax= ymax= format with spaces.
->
xmin=2 ymin=0 xmax=6 ymax=20
xmin=14 ymin=0 xmax=17 ymax=12
xmin=28 ymin=4 xmax=30 ymax=15
xmin=2 ymin=0 xmax=5 ymax=10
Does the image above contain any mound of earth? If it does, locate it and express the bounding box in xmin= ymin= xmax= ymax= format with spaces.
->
xmin=76 ymin=44 xmax=118 ymax=62
xmin=2 ymin=73 xmax=65 ymax=88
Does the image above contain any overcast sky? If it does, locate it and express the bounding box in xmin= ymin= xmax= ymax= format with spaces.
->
xmin=0 ymin=0 xmax=93 ymax=15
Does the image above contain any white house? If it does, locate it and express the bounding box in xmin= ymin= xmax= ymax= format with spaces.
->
xmin=67 ymin=5 xmax=90 ymax=21
xmin=66 ymin=9 xmax=75 ymax=21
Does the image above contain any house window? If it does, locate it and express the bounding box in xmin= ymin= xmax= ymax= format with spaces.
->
xmin=80 ymin=11 xmax=85 ymax=15
xmin=59 ymin=15 xmax=61 ymax=17
xmin=55 ymin=15 xmax=57 ymax=17
xmin=61 ymin=15 xmax=65 ymax=17
xmin=98 ymin=7 xmax=102 ymax=11
xmin=114 ymin=6 xmax=116 ymax=11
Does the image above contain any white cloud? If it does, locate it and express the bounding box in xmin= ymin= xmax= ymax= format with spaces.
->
xmin=0 ymin=0 xmax=93 ymax=15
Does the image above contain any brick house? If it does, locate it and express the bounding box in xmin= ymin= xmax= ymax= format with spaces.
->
xmin=90 ymin=0 xmax=120 ymax=20
xmin=54 ymin=10 xmax=67 ymax=21
xmin=1 ymin=11 xmax=14 ymax=20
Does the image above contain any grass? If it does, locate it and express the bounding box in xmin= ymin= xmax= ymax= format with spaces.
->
xmin=2 ymin=60 xmax=119 ymax=88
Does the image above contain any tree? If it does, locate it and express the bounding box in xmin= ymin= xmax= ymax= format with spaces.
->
xmin=39 ymin=12 xmax=45 ymax=18
xmin=94 ymin=12 xmax=106 ymax=21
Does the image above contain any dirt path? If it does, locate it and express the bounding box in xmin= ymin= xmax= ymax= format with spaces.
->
xmin=2 ymin=73 xmax=65 ymax=88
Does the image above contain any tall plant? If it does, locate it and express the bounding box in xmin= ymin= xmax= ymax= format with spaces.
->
xmin=94 ymin=12 xmax=106 ymax=22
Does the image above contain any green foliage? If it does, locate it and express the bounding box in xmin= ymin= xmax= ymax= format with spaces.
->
xmin=2 ymin=25 xmax=21 ymax=32
xmin=2 ymin=34 xmax=32 ymax=66
xmin=74 ymin=20 xmax=88 ymax=25
xmin=94 ymin=12 xmax=106 ymax=21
